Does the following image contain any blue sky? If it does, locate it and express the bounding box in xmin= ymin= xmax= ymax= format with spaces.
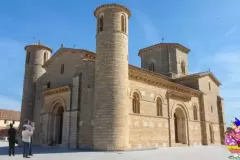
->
xmin=0 ymin=0 xmax=239 ymax=125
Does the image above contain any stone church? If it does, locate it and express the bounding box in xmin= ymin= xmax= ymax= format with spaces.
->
xmin=20 ymin=3 xmax=226 ymax=150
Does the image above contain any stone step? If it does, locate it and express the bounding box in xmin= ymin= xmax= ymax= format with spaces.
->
xmin=173 ymin=143 xmax=188 ymax=147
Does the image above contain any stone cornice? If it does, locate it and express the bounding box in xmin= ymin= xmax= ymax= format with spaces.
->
xmin=128 ymin=65 xmax=202 ymax=97
xmin=41 ymin=50 xmax=202 ymax=97
xmin=74 ymin=55 xmax=201 ymax=98
xmin=43 ymin=85 xmax=71 ymax=96
xmin=167 ymin=90 xmax=192 ymax=102
xmin=94 ymin=3 xmax=131 ymax=18
xmin=138 ymin=43 xmax=190 ymax=57
xmin=25 ymin=43 xmax=53 ymax=53
xmin=173 ymin=71 xmax=221 ymax=86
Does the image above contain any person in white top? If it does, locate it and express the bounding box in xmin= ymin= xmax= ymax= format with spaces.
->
xmin=23 ymin=120 xmax=35 ymax=131
xmin=22 ymin=126 xmax=33 ymax=158
xmin=23 ymin=120 xmax=35 ymax=156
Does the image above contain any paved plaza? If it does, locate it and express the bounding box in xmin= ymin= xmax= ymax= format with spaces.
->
xmin=0 ymin=141 xmax=231 ymax=160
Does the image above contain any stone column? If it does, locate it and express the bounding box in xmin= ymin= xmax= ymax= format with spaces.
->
xmin=41 ymin=113 xmax=49 ymax=145
xmin=47 ymin=113 xmax=53 ymax=144
xmin=68 ymin=74 xmax=82 ymax=148
xmin=169 ymin=118 xmax=175 ymax=146
xmin=61 ymin=112 xmax=69 ymax=147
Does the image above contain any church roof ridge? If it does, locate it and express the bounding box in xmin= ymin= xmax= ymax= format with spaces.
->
xmin=138 ymin=43 xmax=190 ymax=56
xmin=24 ymin=41 xmax=52 ymax=53
xmin=94 ymin=3 xmax=131 ymax=18
xmin=173 ymin=71 xmax=222 ymax=86
xmin=42 ymin=47 xmax=95 ymax=69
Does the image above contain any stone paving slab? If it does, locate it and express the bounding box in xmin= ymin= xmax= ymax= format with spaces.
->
xmin=0 ymin=141 xmax=231 ymax=160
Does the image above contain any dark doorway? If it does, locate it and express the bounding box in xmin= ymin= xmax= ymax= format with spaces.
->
xmin=55 ymin=106 xmax=64 ymax=144
xmin=59 ymin=112 xmax=63 ymax=144
xmin=174 ymin=113 xmax=179 ymax=143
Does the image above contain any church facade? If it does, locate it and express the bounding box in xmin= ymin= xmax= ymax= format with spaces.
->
xmin=20 ymin=4 xmax=226 ymax=151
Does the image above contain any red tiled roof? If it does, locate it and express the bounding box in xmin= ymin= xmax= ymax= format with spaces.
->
xmin=0 ymin=109 xmax=20 ymax=121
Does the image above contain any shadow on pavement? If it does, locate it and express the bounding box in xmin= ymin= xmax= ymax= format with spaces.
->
xmin=0 ymin=145 xmax=95 ymax=156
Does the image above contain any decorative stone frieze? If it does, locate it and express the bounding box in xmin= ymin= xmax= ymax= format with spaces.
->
xmin=43 ymin=85 xmax=71 ymax=96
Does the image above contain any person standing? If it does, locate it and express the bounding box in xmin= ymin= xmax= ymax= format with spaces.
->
xmin=28 ymin=121 xmax=34 ymax=156
xmin=23 ymin=119 xmax=35 ymax=156
xmin=22 ymin=126 xmax=33 ymax=158
xmin=7 ymin=123 xmax=16 ymax=156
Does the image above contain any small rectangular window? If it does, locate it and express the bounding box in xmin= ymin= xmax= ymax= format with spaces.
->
xmin=26 ymin=52 xmax=30 ymax=64
xmin=209 ymin=82 xmax=211 ymax=90
xmin=60 ymin=64 xmax=64 ymax=74
xmin=44 ymin=52 xmax=47 ymax=63
xmin=4 ymin=120 xmax=7 ymax=124
xmin=13 ymin=121 xmax=15 ymax=124
xmin=47 ymin=82 xmax=51 ymax=88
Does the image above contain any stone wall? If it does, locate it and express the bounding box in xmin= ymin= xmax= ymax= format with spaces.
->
xmin=129 ymin=114 xmax=169 ymax=149
xmin=77 ymin=60 xmax=95 ymax=149
xmin=198 ymin=76 xmax=222 ymax=145
xmin=128 ymin=80 xmax=203 ymax=148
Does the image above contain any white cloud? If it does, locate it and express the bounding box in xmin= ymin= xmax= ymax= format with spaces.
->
xmin=134 ymin=10 xmax=162 ymax=45
xmin=225 ymin=26 xmax=237 ymax=37
xmin=0 ymin=39 xmax=25 ymax=59
xmin=212 ymin=52 xmax=240 ymax=83
xmin=0 ymin=95 xmax=21 ymax=111
xmin=7 ymin=88 xmax=23 ymax=97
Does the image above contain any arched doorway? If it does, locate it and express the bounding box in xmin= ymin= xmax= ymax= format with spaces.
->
xmin=174 ymin=107 xmax=187 ymax=144
xmin=50 ymin=103 xmax=64 ymax=145
xmin=209 ymin=124 xmax=214 ymax=144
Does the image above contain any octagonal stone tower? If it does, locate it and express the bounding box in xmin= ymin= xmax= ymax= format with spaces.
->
xmin=93 ymin=4 xmax=131 ymax=150
xmin=20 ymin=41 xmax=52 ymax=127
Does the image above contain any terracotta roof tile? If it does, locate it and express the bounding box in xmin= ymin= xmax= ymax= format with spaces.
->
xmin=0 ymin=109 xmax=20 ymax=121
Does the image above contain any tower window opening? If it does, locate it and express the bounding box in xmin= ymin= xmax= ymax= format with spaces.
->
xmin=47 ymin=82 xmax=51 ymax=88
xmin=26 ymin=52 xmax=30 ymax=64
xmin=121 ymin=14 xmax=126 ymax=33
xmin=156 ymin=98 xmax=163 ymax=116
xmin=209 ymin=82 xmax=211 ymax=90
xmin=60 ymin=64 xmax=64 ymax=74
xmin=132 ymin=92 xmax=140 ymax=114
xmin=181 ymin=61 xmax=186 ymax=74
xmin=44 ymin=52 xmax=47 ymax=63
xmin=98 ymin=15 xmax=104 ymax=33
xmin=149 ymin=63 xmax=155 ymax=72
xmin=193 ymin=105 xmax=198 ymax=120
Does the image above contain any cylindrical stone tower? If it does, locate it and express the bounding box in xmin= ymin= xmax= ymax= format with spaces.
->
xmin=20 ymin=41 xmax=52 ymax=127
xmin=93 ymin=4 xmax=131 ymax=150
